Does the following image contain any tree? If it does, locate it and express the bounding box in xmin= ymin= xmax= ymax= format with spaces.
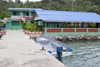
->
xmin=25 ymin=0 xmax=30 ymax=4
xmin=42 ymin=0 xmax=50 ymax=3
xmin=33 ymin=4 xmax=36 ymax=8
xmin=15 ymin=0 xmax=20 ymax=3
xmin=27 ymin=0 xmax=29 ymax=3
xmin=5 ymin=0 xmax=7 ymax=2
xmin=19 ymin=3 xmax=24 ymax=8
xmin=0 ymin=12 xmax=10 ymax=19
xmin=0 ymin=2 xmax=1 ymax=10
xmin=87 ymin=5 xmax=99 ymax=13
xmin=22 ymin=21 xmax=40 ymax=32
xmin=1 ymin=0 xmax=100 ymax=16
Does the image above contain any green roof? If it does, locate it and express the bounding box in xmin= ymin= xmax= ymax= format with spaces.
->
xmin=8 ymin=8 xmax=42 ymax=12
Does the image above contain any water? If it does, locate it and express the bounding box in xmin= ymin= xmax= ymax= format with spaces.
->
xmin=61 ymin=41 xmax=100 ymax=67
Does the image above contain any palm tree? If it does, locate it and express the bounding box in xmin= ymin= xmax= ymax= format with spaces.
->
xmin=19 ymin=3 xmax=24 ymax=8
xmin=26 ymin=0 xmax=29 ymax=3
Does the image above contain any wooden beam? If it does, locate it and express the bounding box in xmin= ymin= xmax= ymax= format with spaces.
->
xmin=4 ymin=18 xmax=26 ymax=24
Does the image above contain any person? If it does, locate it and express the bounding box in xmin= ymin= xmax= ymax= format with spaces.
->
xmin=88 ymin=24 xmax=91 ymax=28
xmin=57 ymin=22 xmax=59 ymax=27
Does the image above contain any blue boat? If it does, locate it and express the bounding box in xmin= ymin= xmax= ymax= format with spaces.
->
xmin=36 ymin=35 xmax=73 ymax=57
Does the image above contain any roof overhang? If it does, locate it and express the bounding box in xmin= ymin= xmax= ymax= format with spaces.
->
xmin=34 ymin=18 xmax=100 ymax=23
xmin=35 ymin=10 xmax=100 ymax=23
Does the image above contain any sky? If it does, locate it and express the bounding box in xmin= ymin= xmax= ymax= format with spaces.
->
xmin=12 ymin=0 xmax=42 ymax=3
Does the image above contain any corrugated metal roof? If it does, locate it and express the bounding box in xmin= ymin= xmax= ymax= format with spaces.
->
xmin=35 ymin=10 xmax=100 ymax=23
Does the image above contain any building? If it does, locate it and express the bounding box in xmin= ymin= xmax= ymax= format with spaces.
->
xmin=2 ymin=8 xmax=100 ymax=35
xmin=34 ymin=10 xmax=100 ymax=35
xmin=3 ymin=8 xmax=40 ymax=30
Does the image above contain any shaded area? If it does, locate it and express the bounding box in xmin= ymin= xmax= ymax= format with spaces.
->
xmin=0 ymin=34 xmax=3 ymax=39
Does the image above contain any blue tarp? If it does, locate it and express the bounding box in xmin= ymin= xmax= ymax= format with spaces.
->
xmin=35 ymin=10 xmax=100 ymax=23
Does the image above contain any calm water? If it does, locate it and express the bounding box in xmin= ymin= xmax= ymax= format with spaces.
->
xmin=61 ymin=41 xmax=100 ymax=67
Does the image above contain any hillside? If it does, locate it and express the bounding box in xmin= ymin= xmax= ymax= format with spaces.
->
xmin=0 ymin=0 xmax=100 ymax=19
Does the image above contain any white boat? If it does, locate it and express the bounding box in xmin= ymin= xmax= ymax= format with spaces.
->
xmin=36 ymin=35 xmax=73 ymax=57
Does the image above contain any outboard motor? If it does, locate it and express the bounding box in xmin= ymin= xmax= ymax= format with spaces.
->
xmin=57 ymin=47 xmax=63 ymax=60
xmin=68 ymin=48 xmax=73 ymax=52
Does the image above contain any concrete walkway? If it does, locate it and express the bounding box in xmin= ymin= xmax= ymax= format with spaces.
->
xmin=0 ymin=30 xmax=65 ymax=67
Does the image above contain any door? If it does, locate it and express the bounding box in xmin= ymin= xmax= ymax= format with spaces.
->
xmin=11 ymin=21 xmax=21 ymax=30
xmin=20 ymin=12 xmax=23 ymax=17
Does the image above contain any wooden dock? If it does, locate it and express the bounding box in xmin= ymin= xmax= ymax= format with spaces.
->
xmin=0 ymin=30 xmax=66 ymax=67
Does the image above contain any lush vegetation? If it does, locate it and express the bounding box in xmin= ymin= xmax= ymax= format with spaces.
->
xmin=0 ymin=0 xmax=100 ymax=19
xmin=0 ymin=23 xmax=3 ymax=31
xmin=22 ymin=21 xmax=40 ymax=32
xmin=0 ymin=0 xmax=100 ymax=31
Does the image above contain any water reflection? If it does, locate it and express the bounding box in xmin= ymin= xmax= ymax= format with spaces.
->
xmin=61 ymin=41 xmax=100 ymax=67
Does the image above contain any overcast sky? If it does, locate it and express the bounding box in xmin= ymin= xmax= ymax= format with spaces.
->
xmin=12 ymin=0 xmax=42 ymax=3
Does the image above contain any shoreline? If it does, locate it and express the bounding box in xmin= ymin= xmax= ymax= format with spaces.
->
xmin=29 ymin=34 xmax=100 ymax=42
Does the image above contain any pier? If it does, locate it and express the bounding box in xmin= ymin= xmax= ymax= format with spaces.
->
xmin=0 ymin=30 xmax=65 ymax=67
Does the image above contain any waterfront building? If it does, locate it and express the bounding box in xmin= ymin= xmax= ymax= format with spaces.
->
xmin=34 ymin=9 xmax=100 ymax=35
xmin=3 ymin=8 xmax=38 ymax=30
xmin=2 ymin=8 xmax=100 ymax=35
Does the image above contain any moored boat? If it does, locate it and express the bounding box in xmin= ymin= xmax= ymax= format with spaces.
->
xmin=36 ymin=35 xmax=73 ymax=57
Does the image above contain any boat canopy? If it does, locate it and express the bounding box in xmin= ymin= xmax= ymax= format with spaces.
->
xmin=35 ymin=9 xmax=100 ymax=23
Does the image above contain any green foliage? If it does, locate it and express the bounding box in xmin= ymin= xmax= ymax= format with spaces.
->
xmin=0 ymin=23 xmax=3 ymax=31
xmin=0 ymin=12 xmax=10 ymax=19
xmin=19 ymin=3 xmax=24 ymax=8
xmin=22 ymin=22 xmax=27 ymax=30
xmin=0 ymin=0 xmax=100 ymax=19
xmin=22 ymin=21 xmax=41 ymax=32
xmin=66 ymin=24 xmax=80 ymax=28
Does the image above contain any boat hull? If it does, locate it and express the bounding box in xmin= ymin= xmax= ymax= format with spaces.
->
xmin=52 ymin=52 xmax=72 ymax=57
xmin=36 ymin=35 xmax=73 ymax=57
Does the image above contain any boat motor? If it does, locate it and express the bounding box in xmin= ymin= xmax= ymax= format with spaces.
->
xmin=57 ymin=47 xmax=63 ymax=60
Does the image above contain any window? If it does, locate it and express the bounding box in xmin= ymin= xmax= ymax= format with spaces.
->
xmin=47 ymin=22 xmax=48 ymax=27
xmin=13 ymin=12 xmax=17 ymax=15
xmin=38 ymin=21 xmax=43 ymax=26
xmin=26 ymin=12 xmax=29 ymax=16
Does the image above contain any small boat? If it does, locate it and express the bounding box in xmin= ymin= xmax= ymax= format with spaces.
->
xmin=36 ymin=35 xmax=73 ymax=57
